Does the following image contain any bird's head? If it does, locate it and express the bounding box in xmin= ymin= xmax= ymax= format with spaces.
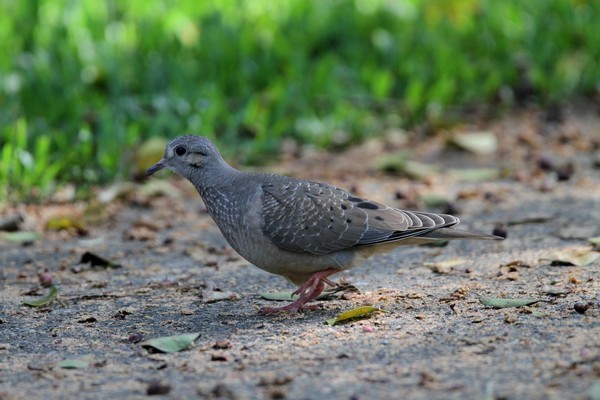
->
xmin=146 ymin=135 xmax=224 ymax=180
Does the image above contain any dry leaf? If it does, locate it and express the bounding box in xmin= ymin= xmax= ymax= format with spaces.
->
xmin=545 ymin=248 xmax=600 ymax=266
xmin=423 ymin=258 xmax=467 ymax=274
xmin=450 ymin=131 xmax=497 ymax=155
xmin=204 ymin=291 xmax=240 ymax=303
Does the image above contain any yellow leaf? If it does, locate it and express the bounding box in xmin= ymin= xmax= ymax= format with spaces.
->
xmin=326 ymin=306 xmax=382 ymax=326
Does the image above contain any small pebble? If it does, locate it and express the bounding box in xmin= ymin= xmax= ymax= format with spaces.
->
xmin=0 ymin=214 xmax=24 ymax=232
xmin=362 ymin=325 xmax=374 ymax=333
xmin=211 ymin=353 xmax=228 ymax=362
xmin=538 ymin=178 xmax=556 ymax=192
xmin=213 ymin=339 xmax=232 ymax=349
xmin=555 ymin=163 xmax=575 ymax=181
xmin=580 ymin=348 xmax=593 ymax=358
xmin=147 ymin=380 xmax=171 ymax=396
xmin=483 ymin=191 xmax=501 ymax=203
xmin=394 ymin=189 xmax=409 ymax=200
xmin=128 ymin=333 xmax=144 ymax=343
xmin=492 ymin=225 xmax=508 ymax=238
xmin=38 ymin=271 xmax=53 ymax=287
xmin=573 ymin=302 xmax=589 ymax=314
xmin=269 ymin=388 xmax=286 ymax=399
xmin=537 ymin=156 xmax=555 ymax=171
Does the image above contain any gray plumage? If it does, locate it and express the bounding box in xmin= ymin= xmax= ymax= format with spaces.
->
xmin=147 ymin=135 xmax=502 ymax=313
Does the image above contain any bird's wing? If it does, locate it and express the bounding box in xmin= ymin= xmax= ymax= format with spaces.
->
xmin=260 ymin=178 xmax=458 ymax=255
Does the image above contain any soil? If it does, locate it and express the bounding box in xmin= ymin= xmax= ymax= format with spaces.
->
xmin=1 ymin=107 xmax=599 ymax=400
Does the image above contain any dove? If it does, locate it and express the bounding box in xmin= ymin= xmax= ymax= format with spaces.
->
xmin=147 ymin=135 xmax=502 ymax=313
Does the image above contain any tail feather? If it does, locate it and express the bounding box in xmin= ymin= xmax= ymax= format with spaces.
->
xmin=420 ymin=227 xmax=503 ymax=241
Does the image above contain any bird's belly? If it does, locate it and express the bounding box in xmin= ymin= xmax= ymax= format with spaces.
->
xmin=236 ymin=236 xmax=348 ymax=276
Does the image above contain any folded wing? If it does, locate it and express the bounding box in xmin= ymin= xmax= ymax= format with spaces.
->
xmin=260 ymin=178 xmax=460 ymax=255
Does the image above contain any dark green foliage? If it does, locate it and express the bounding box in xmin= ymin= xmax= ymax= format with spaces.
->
xmin=1 ymin=0 xmax=598 ymax=199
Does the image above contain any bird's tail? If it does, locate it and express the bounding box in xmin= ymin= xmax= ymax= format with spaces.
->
xmin=420 ymin=227 xmax=503 ymax=241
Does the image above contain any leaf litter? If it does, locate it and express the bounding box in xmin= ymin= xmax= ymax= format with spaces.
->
xmin=141 ymin=333 xmax=201 ymax=353
xmin=478 ymin=297 xmax=544 ymax=309
xmin=544 ymin=248 xmax=600 ymax=266
xmin=326 ymin=306 xmax=383 ymax=326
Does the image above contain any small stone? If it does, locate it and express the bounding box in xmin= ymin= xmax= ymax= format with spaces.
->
xmin=573 ymin=302 xmax=589 ymax=314
xmin=128 ymin=333 xmax=144 ymax=343
xmin=213 ymin=339 xmax=232 ymax=349
xmin=38 ymin=271 xmax=53 ymax=287
xmin=0 ymin=214 xmax=24 ymax=232
xmin=77 ymin=315 xmax=97 ymax=323
xmin=211 ymin=353 xmax=228 ymax=362
xmin=419 ymin=371 xmax=437 ymax=387
xmin=258 ymin=372 xmax=293 ymax=386
xmin=492 ymin=225 xmax=508 ymax=238
xmin=483 ymin=191 xmax=501 ymax=203
xmin=537 ymin=155 xmax=555 ymax=171
xmin=146 ymin=380 xmax=171 ymax=396
xmin=269 ymin=388 xmax=286 ymax=399
xmin=555 ymin=163 xmax=575 ymax=181
xmin=504 ymin=313 xmax=518 ymax=324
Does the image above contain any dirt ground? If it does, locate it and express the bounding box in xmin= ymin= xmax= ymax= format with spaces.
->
xmin=1 ymin=107 xmax=599 ymax=400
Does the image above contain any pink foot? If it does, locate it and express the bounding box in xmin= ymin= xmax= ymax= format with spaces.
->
xmin=259 ymin=268 xmax=340 ymax=314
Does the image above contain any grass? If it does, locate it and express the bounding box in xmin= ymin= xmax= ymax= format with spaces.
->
xmin=0 ymin=0 xmax=599 ymax=200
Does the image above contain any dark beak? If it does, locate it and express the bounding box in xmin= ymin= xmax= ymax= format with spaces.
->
xmin=146 ymin=158 xmax=168 ymax=176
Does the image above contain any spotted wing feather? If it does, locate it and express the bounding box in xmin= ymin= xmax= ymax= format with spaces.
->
xmin=261 ymin=178 xmax=458 ymax=255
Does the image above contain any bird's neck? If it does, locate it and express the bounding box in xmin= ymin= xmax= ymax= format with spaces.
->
xmin=189 ymin=160 xmax=238 ymax=190
xmin=190 ymin=161 xmax=243 ymax=207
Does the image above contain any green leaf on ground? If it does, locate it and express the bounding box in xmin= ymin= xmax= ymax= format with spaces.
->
xmin=479 ymin=297 xmax=542 ymax=308
xmin=141 ymin=333 xmax=200 ymax=353
xmin=589 ymin=379 xmax=600 ymax=400
xmin=2 ymin=231 xmax=39 ymax=243
xmin=58 ymin=358 xmax=90 ymax=369
xmin=326 ymin=306 xmax=382 ymax=326
xmin=23 ymin=285 xmax=58 ymax=307
xmin=546 ymin=248 xmax=600 ymax=266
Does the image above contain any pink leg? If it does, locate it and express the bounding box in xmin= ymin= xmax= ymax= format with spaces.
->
xmin=260 ymin=268 xmax=339 ymax=314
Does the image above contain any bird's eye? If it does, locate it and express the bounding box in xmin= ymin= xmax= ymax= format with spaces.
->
xmin=174 ymin=146 xmax=186 ymax=156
